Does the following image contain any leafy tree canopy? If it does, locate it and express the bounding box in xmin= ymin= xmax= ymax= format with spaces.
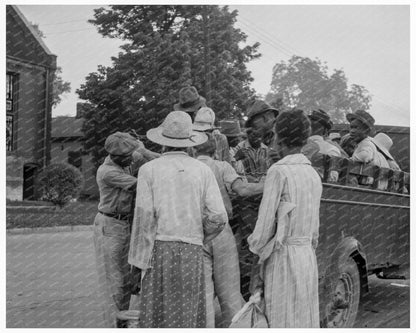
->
xmin=77 ymin=5 xmax=261 ymax=166
xmin=265 ymin=55 xmax=372 ymax=123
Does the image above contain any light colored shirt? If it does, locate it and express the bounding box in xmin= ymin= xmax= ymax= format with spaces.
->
xmin=352 ymin=137 xmax=388 ymax=166
xmin=352 ymin=137 xmax=390 ymax=189
xmin=197 ymin=155 xmax=241 ymax=218
xmin=308 ymin=135 xmax=342 ymax=157
xmin=96 ymin=156 xmax=137 ymax=214
xmin=128 ymin=151 xmax=228 ymax=269
xmin=302 ymin=135 xmax=342 ymax=181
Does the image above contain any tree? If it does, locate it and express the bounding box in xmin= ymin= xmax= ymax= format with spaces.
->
xmin=30 ymin=22 xmax=71 ymax=107
xmin=76 ymin=5 xmax=260 ymax=167
xmin=266 ymin=55 xmax=372 ymax=123
xmin=51 ymin=67 xmax=71 ymax=107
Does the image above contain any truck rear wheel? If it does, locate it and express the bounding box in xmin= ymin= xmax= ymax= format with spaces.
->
xmin=323 ymin=256 xmax=360 ymax=328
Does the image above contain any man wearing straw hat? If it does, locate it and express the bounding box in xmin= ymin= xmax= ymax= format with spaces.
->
xmin=128 ymin=111 xmax=228 ymax=328
xmin=192 ymin=106 xmax=231 ymax=163
xmin=193 ymin=134 xmax=264 ymax=328
xmin=220 ymin=120 xmax=245 ymax=175
xmin=371 ymin=132 xmax=401 ymax=171
xmin=93 ymin=131 xmax=141 ymax=328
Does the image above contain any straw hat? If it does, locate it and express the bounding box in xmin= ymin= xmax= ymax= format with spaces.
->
xmin=173 ymin=86 xmax=206 ymax=113
xmin=147 ymin=111 xmax=207 ymax=147
xmin=220 ymin=120 xmax=243 ymax=137
xmin=346 ymin=110 xmax=375 ymax=130
xmin=371 ymin=132 xmax=394 ymax=160
xmin=193 ymin=107 xmax=219 ymax=131
xmin=105 ymin=132 xmax=140 ymax=155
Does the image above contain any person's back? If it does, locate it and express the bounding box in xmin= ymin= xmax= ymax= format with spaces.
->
xmin=129 ymin=111 xmax=227 ymax=328
xmin=270 ymin=157 xmax=321 ymax=239
xmin=140 ymin=151 xmax=224 ymax=245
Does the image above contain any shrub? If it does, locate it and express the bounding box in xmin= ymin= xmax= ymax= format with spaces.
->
xmin=35 ymin=163 xmax=85 ymax=207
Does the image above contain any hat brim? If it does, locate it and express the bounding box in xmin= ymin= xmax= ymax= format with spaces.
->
xmin=346 ymin=113 xmax=374 ymax=130
xmin=146 ymin=127 xmax=208 ymax=147
xmin=370 ymin=138 xmax=394 ymax=160
xmin=246 ymin=108 xmax=279 ymax=127
xmin=173 ymin=97 xmax=206 ymax=113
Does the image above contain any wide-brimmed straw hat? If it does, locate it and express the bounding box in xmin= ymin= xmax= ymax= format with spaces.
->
xmin=220 ymin=120 xmax=243 ymax=137
xmin=193 ymin=107 xmax=219 ymax=131
xmin=309 ymin=109 xmax=333 ymax=130
xmin=147 ymin=111 xmax=208 ymax=148
xmin=105 ymin=132 xmax=140 ymax=155
xmin=246 ymin=100 xmax=279 ymax=128
xmin=346 ymin=110 xmax=375 ymax=130
xmin=371 ymin=132 xmax=394 ymax=160
xmin=173 ymin=86 xmax=206 ymax=113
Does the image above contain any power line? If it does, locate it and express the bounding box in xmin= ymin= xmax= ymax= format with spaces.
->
xmin=40 ymin=19 xmax=88 ymax=26
xmin=237 ymin=15 xmax=409 ymax=115
xmin=44 ymin=27 xmax=96 ymax=35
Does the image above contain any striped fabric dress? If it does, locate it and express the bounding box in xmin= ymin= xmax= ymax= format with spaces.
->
xmin=248 ymin=154 xmax=322 ymax=328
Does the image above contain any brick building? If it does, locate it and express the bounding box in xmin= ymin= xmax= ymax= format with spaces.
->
xmin=50 ymin=114 xmax=98 ymax=198
xmin=6 ymin=5 xmax=57 ymax=200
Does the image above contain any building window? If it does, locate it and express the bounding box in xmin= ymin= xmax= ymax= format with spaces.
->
xmin=6 ymin=73 xmax=15 ymax=151
xmin=68 ymin=150 xmax=83 ymax=171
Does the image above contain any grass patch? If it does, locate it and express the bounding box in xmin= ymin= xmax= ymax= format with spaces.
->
xmin=6 ymin=200 xmax=98 ymax=229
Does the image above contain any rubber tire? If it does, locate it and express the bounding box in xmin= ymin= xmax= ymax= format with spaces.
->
xmin=323 ymin=256 xmax=360 ymax=328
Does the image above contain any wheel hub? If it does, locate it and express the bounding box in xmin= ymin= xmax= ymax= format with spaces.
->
xmin=326 ymin=272 xmax=354 ymax=327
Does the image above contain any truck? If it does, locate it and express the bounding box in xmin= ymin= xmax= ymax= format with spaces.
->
xmin=232 ymin=125 xmax=410 ymax=328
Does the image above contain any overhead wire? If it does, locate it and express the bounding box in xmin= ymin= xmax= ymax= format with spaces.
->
xmin=237 ymin=15 xmax=408 ymax=116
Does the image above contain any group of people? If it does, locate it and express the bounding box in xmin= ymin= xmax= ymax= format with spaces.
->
xmin=93 ymin=85 xmax=402 ymax=328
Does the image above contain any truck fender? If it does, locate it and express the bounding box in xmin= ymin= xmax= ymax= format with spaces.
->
xmin=325 ymin=236 xmax=369 ymax=294
xmin=319 ymin=237 xmax=369 ymax=327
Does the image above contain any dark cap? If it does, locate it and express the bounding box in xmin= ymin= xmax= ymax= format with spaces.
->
xmin=246 ymin=100 xmax=279 ymax=128
xmin=346 ymin=110 xmax=375 ymax=130
xmin=220 ymin=120 xmax=243 ymax=137
xmin=173 ymin=86 xmax=206 ymax=113
xmin=105 ymin=132 xmax=140 ymax=155
xmin=309 ymin=109 xmax=333 ymax=130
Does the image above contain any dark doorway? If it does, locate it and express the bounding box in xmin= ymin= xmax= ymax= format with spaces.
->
xmin=23 ymin=164 xmax=38 ymax=200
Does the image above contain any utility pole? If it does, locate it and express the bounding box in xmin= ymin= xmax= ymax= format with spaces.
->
xmin=202 ymin=6 xmax=211 ymax=105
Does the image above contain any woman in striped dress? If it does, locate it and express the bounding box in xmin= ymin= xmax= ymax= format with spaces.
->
xmin=248 ymin=109 xmax=322 ymax=327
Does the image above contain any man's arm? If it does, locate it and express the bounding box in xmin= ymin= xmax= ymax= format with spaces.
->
xmin=231 ymin=178 xmax=264 ymax=196
xmin=202 ymin=168 xmax=228 ymax=244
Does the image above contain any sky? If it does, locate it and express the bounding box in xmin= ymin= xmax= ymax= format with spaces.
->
xmin=15 ymin=3 xmax=411 ymax=126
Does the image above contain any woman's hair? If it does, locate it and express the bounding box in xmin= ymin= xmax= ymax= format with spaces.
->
xmin=274 ymin=109 xmax=311 ymax=148
xmin=194 ymin=133 xmax=216 ymax=156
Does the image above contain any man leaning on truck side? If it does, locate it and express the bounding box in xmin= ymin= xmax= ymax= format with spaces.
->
xmin=347 ymin=110 xmax=389 ymax=189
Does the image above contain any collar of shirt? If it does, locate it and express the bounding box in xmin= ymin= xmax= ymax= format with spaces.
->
xmin=196 ymin=155 xmax=213 ymax=162
xmin=308 ymin=135 xmax=325 ymax=143
xmin=162 ymin=151 xmax=189 ymax=157
xmin=104 ymin=155 xmax=130 ymax=173
xmin=276 ymin=153 xmax=311 ymax=166
xmin=238 ymin=139 xmax=268 ymax=149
